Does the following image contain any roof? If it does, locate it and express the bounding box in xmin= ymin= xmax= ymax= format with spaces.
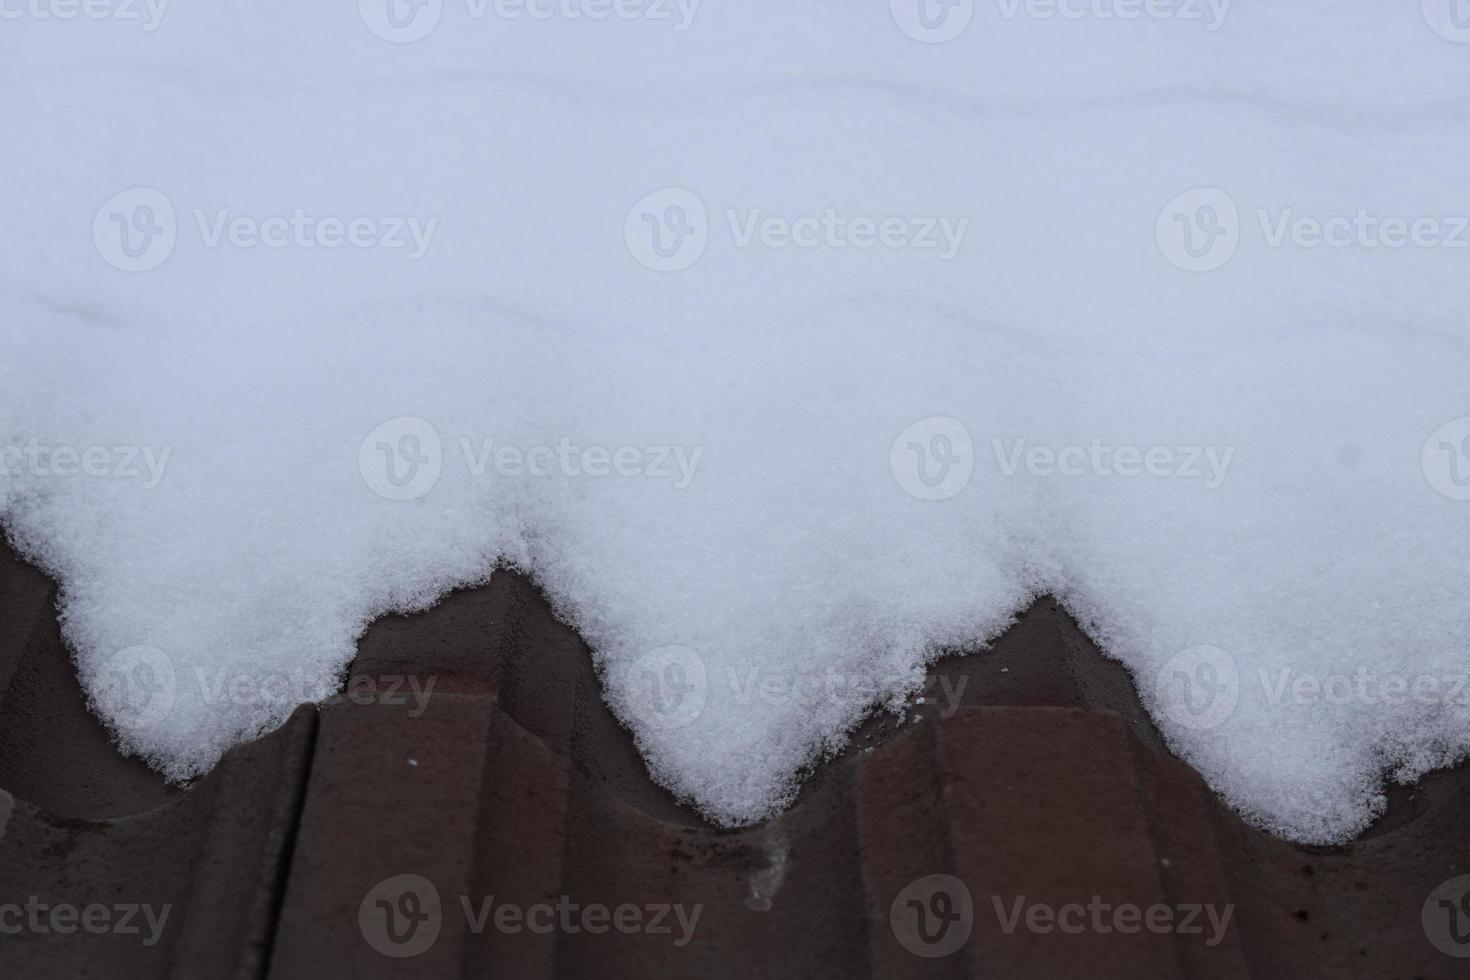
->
xmin=0 ymin=540 xmax=1466 ymax=978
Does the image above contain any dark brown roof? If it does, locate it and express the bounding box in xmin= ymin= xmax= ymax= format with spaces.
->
xmin=1 ymin=540 xmax=1467 ymax=978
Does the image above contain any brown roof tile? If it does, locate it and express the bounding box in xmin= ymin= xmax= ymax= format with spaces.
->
xmin=1 ymin=541 xmax=1467 ymax=978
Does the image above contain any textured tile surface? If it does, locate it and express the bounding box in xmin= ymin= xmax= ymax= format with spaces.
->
xmin=0 ymin=541 xmax=1466 ymax=978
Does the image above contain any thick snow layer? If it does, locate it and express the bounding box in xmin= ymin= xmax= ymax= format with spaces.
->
xmin=2 ymin=3 xmax=1469 ymax=843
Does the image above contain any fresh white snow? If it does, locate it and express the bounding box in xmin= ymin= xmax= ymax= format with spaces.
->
xmin=2 ymin=2 xmax=1469 ymax=843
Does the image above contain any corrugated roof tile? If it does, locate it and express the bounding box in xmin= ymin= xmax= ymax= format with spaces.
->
xmin=1 ymin=541 xmax=1466 ymax=978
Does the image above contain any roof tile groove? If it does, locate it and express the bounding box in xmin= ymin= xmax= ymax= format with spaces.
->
xmin=1 ymin=541 xmax=1466 ymax=978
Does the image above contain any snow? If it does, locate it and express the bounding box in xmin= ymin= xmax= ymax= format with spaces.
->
xmin=2 ymin=2 xmax=1469 ymax=843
